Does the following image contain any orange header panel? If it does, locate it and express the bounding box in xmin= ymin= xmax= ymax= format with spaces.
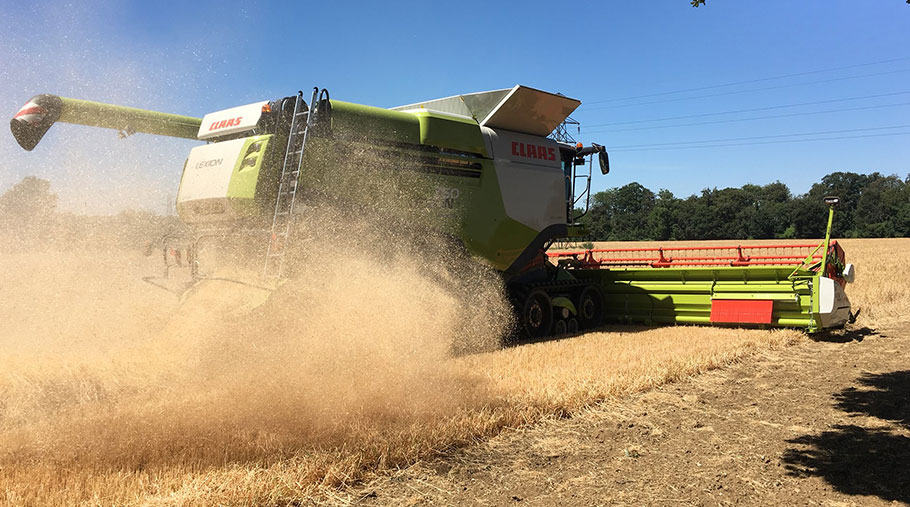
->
xmin=710 ymin=300 xmax=774 ymax=324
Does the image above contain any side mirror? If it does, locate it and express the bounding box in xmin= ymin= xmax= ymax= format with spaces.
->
xmin=599 ymin=151 xmax=610 ymax=175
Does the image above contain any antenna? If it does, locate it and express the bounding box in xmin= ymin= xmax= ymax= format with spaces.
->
xmin=550 ymin=116 xmax=580 ymax=143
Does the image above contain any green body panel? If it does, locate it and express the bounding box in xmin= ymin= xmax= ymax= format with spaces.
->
xmin=58 ymin=97 xmax=201 ymax=139
xmin=575 ymin=266 xmax=824 ymax=331
xmin=458 ymin=162 xmax=539 ymax=271
xmin=329 ymin=100 xmax=420 ymax=144
xmin=412 ymin=111 xmax=488 ymax=156
xmin=225 ymin=135 xmax=274 ymax=216
xmin=291 ymin=121 xmax=538 ymax=272
xmin=324 ymin=101 xmax=532 ymax=271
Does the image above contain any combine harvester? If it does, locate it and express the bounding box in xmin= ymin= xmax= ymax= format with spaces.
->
xmin=10 ymin=86 xmax=855 ymax=337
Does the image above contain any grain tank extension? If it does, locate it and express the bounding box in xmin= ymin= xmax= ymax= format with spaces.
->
xmin=10 ymin=85 xmax=855 ymax=337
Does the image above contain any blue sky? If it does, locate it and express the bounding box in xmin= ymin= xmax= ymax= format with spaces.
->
xmin=1 ymin=0 xmax=908 ymax=213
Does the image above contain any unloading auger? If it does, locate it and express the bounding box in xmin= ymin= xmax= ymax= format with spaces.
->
xmin=10 ymin=86 xmax=856 ymax=337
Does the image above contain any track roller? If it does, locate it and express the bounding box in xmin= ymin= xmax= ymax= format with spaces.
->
xmin=554 ymin=319 xmax=567 ymax=335
xmin=578 ymin=285 xmax=604 ymax=330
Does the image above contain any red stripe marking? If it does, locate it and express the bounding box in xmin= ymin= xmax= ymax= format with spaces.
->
xmin=14 ymin=106 xmax=46 ymax=118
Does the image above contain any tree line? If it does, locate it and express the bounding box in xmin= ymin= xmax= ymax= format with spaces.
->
xmin=0 ymin=176 xmax=181 ymax=252
xmin=2 ymin=171 xmax=908 ymax=251
xmin=579 ymin=171 xmax=910 ymax=241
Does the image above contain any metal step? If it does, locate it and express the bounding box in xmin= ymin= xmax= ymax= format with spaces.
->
xmin=263 ymin=87 xmax=322 ymax=279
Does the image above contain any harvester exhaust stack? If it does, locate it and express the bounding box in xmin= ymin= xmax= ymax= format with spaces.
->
xmin=10 ymin=94 xmax=202 ymax=151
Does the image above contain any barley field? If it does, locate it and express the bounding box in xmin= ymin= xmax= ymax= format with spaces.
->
xmin=0 ymin=238 xmax=905 ymax=505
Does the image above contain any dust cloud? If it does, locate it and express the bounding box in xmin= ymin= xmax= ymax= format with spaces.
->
xmin=0 ymin=197 xmax=512 ymax=471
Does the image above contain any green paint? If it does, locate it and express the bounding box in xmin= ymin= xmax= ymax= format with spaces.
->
xmin=58 ymin=97 xmax=201 ymax=139
xmin=457 ymin=158 xmax=541 ymax=271
xmin=578 ymin=266 xmax=826 ymax=331
xmin=226 ymin=135 xmax=273 ymax=216
xmin=819 ymin=204 xmax=836 ymax=280
xmin=411 ymin=110 xmax=487 ymax=156
xmin=551 ymin=296 xmax=577 ymax=316
xmin=329 ymin=100 xmax=420 ymax=144
xmin=297 ymin=101 xmax=541 ymax=272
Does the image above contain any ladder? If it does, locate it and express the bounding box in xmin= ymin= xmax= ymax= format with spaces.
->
xmin=263 ymin=88 xmax=320 ymax=279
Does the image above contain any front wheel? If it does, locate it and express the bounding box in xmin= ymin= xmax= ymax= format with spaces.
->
xmin=578 ymin=285 xmax=604 ymax=330
xmin=521 ymin=289 xmax=554 ymax=339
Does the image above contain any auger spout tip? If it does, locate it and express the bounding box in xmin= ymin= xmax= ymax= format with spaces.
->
xmin=10 ymin=94 xmax=63 ymax=151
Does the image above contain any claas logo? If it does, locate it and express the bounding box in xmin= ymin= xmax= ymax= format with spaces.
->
xmin=511 ymin=141 xmax=556 ymax=161
xmin=208 ymin=116 xmax=243 ymax=131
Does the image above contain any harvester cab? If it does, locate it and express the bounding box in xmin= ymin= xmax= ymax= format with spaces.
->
xmin=10 ymin=84 xmax=856 ymax=338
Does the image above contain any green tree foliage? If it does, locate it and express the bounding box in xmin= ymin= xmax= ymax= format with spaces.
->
xmin=587 ymin=183 xmax=656 ymax=240
xmin=854 ymin=174 xmax=908 ymax=237
xmin=585 ymin=172 xmax=910 ymax=240
xmin=648 ymin=189 xmax=677 ymax=241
